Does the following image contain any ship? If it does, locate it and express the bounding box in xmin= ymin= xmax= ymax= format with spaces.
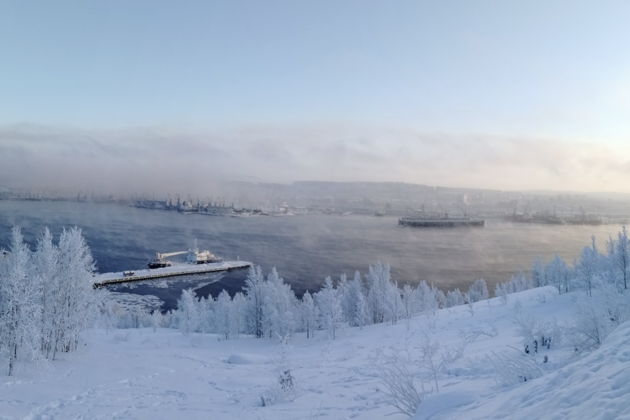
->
xmin=507 ymin=212 xmax=603 ymax=226
xmin=398 ymin=215 xmax=485 ymax=228
xmin=147 ymin=249 xmax=223 ymax=269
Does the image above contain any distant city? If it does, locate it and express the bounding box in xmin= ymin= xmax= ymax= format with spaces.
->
xmin=2 ymin=181 xmax=629 ymax=224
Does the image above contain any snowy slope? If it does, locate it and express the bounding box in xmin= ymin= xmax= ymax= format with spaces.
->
xmin=453 ymin=320 xmax=630 ymax=420
xmin=0 ymin=286 xmax=627 ymax=419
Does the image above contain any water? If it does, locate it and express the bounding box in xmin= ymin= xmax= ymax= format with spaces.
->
xmin=104 ymin=270 xmax=248 ymax=311
xmin=0 ymin=200 xmax=626 ymax=301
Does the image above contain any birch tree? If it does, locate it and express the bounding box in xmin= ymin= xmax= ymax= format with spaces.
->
xmin=0 ymin=228 xmax=39 ymax=375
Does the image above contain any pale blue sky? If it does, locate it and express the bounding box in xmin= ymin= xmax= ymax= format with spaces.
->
xmin=2 ymin=1 xmax=629 ymax=138
xmin=1 ymin=1 xmax=630 ymax=192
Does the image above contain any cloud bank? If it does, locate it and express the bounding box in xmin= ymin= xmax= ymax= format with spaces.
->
xmin=1 ymin=123 xmax=629 ymax=195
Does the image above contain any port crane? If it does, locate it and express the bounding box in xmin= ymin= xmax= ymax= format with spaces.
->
xmin=155 ymin=251 xmax=188 ymax=260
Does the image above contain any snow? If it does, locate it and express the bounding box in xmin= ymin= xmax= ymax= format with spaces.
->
xmin=459 ymin=319 xmax=630 ymax=420
xmin=414 ymin=391 xmax=477 ymax=419
xmin=224 ymin=354 xmax=269 ymax=365
xmin=1 ymin=286 xmax=629 ymax=419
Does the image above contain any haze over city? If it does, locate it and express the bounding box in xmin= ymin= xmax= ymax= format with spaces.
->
xmin=2 ymin=0 xmax=630 ymax=194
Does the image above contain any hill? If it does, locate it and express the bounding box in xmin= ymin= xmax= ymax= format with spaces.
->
xmin=2 ymin=286 xmax=628 ymax=419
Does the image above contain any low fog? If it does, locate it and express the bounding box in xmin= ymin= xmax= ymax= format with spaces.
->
xmin=2 ymin=123 xmax=630 ymax=196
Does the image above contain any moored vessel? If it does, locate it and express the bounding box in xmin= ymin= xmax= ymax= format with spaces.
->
xmin=147 ymin=249 xmax=223 ymax=269
xmin=398 ymin=216 xmax=485 ymax=228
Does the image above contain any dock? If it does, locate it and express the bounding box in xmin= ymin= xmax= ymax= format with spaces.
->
xmin=93 ymin=260 xmax=253 ymax=288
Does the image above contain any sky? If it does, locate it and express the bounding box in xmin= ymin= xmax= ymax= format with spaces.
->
xmin=1 ymin=0 xmax=630 ymax=194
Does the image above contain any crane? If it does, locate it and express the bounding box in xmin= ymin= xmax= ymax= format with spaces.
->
xmin=148 ymin=250 xmax=187 ymax=269
xmin=155 ymin=251 xmax=188 ymax=260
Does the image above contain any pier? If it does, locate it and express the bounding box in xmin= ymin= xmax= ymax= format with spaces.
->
xmin=93 ymin=260 xmax=252 ymax=288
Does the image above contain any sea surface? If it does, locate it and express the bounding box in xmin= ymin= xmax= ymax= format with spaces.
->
xmin=0 ymin=200 xmax=626 ymax=309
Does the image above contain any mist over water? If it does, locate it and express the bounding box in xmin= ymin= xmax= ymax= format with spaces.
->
xmin=0 ymin=200 xmax=625 ymax=296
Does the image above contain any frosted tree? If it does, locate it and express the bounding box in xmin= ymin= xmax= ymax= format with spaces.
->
xmin=571 ymin=296 xmax=613 ymax=349
xmin=612 ymin=227 xmax=630 ymax=290
xmin=355 ymin=289 xmax=369 ymax=328
xmin=531 ymin=258 xmax=546 ymax=287
xmin=262 ymin=268 xmax=297 ymax=340
xmin=445 ymin=288 xmax=465 ymax=308
xmin=378 ymin=354 xmax=425 ymax=416
xmin=244 ymin=265 xmax=266 ymax=338
xmin=337 ymin=273 xmax=350 ymax=318
xmin=603 ymin=281 xmax=630 ymax=326
xmin=385 ymin=281 xmax=403 ymax=325
xmin=418 ymin=281 xmax=439 ymax=314
xmin=300 ymin=291 xmax=318 ymax=339
xmin=214 ymin=290 xmax=234 ymax=340
xmin=365 ymin=263 xmax=403 ymax=324
xmin=342 ymin=271 xmax=368 ymax=327
xmin=193 ymin=297 xmax=214 ymax=333
xmin=96 ymin=296 xmax=120 ymax=332
xmin=401 ymin=284 xmax=415 ymax=320
xmin=0 ymin=228 xmax=40 ymax=375
xmin=231 ymin=292 xmax=247 ymax=337
xmin=316 ymin=276 xmax=342 ymax=339
xmin=433 ymin=286 xmax=446 ymax=309
xmin=575 ymin=237 xmax=601 ymax=297
xmin=496 ymin=273 xmax=533 ymax=298
xmin=467 ymin=279 xmax=489 ymax=303
xmin=511 ymin=272 xmax=533 ymax=293
xmin=32 ymin=228 xmax=60 ymax=359
xmin=150 ymin=310 xmax=162 ymax=332
xmin=495 ymin=282 xmax=509 ymax=304
xmin=177 ymin=288 xmax=199 ymax=335
xmin=53 ymin=227 xmax=97 ymax=356
xmin=366 ymin=262 xmax=392 ymax=324
xmin=544 ymin=256 xmax=571 ymax=293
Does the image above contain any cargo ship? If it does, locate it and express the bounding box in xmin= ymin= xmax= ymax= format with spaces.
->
xmin=507 ymin=212 xmax=603 ymax=226
xmin=398 ymin=215 xmax=485 ymax=228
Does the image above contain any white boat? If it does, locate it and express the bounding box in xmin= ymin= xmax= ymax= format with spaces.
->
xmin=147 ymin=249 xmax=223 ymax=269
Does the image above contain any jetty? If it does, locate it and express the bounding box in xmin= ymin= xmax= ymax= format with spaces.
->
xmin=93 ymin=260 xmax=252 ymax=288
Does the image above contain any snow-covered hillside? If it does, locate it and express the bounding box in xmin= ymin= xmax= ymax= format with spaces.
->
xmin=458 ymin=320 xmax=630 ymax=419
xmin=2 ymin=286 xmax=628 ymax=419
